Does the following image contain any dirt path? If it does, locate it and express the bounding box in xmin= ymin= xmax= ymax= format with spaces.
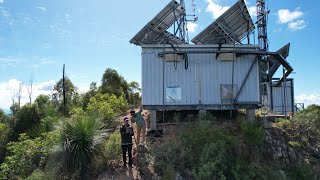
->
xmin=97 ymin=166 xmax=140 ymax=180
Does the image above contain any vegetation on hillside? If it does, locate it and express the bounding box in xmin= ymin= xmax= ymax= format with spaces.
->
xmin=0 ymin=67 xmax=319 ymax=179
xmin=152 ymin=109 xmax=320 ymax=180
xmin=0 ymin=68 xmax=141 ymax=179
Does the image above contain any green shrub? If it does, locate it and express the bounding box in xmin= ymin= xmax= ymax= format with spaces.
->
xmin=288 ymin=141 xmax=302 ymax=148
xmin=288 ymin=163 xmax=316 ymax=180
xmin=294 ymin=105 xmax=320 ymax=136
xmin=103 ymin=133 xmax=121 ymax=161
xmin=27 ymin=116 xmax=59 ymax=138
xmin=90 ymin=133 xmax=121 ymax=174
xmin=87 ymin=93 xmax=128 ymax=127
xmin=161 ymin=165 xmax=176 ymax=180
xmin=154 ymin=121 xmax=237 ymax=178
xmin=193 ymin=141 xmax=231 ymax=180
xmin=14 ymin=103 xmax=42 ymax=139
xmin=26 ymin=169 xmax=54 ymax=180
xmin=60 ymin=115 xmax=106 ymax=178
xmin=154 ymin=141 xmax=190 ymax=176
xmin=240 ymin=120 xmax=264 ymax=146
xmin=0 ymin=132 xmax=59 ymax=180
xmin=276 ymin=118 xmax=292 ymax=129
xmin=0 ymin=123 xmax=9 ymax=163
xmin=231 ymin=158 xmax=286 ymax=180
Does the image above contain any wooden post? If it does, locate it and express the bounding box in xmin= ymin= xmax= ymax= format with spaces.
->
xmin=63 ymin=64 xmax=66 ymax=115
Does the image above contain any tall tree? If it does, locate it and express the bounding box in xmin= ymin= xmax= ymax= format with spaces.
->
xmin=128 ymin=81 xmax=141 ymax=93
xmin=26 ymin=76 xmax=33 ymax=104
xmin=11 ymin=89 xmax=16 ymax=106
xmin=52 ymin=77 xmax=78 ymax=115
xmin=128 ymin=81 xmax=141 ymax=108
xmin=13 ymin=103 xmax=41 ymax=139
xmin=17 ymin=82 xmax=23 ymax=108
xmin=82 ymin=82 xmax=98 ymax=110
xmin=100 ymin=68 xmax=128 ymax=98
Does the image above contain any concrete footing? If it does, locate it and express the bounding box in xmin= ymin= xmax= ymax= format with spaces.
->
xmin=150 ymin=110 xmax=157 ymax=130
xmin=246 ymin=109 xmax=255 ymax=123
xmin=199 ymin=110 xmax=207 ymax=118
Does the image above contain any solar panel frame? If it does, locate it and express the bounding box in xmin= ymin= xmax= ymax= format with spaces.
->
xmin=129 ymin=0 xmax=185 ymax=45
xmin=191 ymin=0 xmax=255 ymax=45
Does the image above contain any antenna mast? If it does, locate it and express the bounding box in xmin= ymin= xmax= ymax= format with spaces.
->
xmin=173 ymin=0 xmax=197 ymax=44
xmin=256 ymin=0 xmax=269 ymax=51
xmin=257 ymin=0 xmax=271 ymax=114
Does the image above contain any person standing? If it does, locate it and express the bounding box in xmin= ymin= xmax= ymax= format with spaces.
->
xmin=120 ymin=117 xmax=134 ymax=168
xmin=130 ymin=108 xmax=146 ymax=146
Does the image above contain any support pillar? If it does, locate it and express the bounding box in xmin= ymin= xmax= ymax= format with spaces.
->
xmin=199 ymin=110 xmax=207 ymax=120
xmin=150 ymin=110 xmax=157 ymax=130
xmin=246 ymin=109 xmax=255 ymax=123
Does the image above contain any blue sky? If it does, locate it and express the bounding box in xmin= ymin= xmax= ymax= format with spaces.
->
xmin=0 ymin=0 xmax=319 ymax=110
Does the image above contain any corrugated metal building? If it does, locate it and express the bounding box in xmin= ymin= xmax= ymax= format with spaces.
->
xmin=141 ymin=44 xmax=261 ymax=110
xmin=268 ymin=79 xmax=295 ymax=114
xmin=130 ymin=0 xmax=296 ymax=122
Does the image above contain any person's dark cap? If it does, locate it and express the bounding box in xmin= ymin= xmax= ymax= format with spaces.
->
xmin=124 ymin=117 xmax=129 ymax=121
xmin=130 ymin=110 xmax=135 ymax=114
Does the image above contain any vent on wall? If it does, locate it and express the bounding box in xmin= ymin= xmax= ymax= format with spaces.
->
xmin=220 ymin=84 xmax=238 ymax=104
xmin=165 ymin=53 xmax=181 ymax=62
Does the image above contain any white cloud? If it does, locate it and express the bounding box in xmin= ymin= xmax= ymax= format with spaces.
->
xmin=0 ymin=79 xmax=55 ymax=110
xmin=206 ymin=0 xmax=229 ymax=19
xmin=247 ymin=6 xmax=256 ymax=17
xmin=288 ymin=20 xmax=306 ymax=31
xmin=0 ymin=0 xmax=4 ymax=3
xmin=273 ymin=28 xmax=283 ymax=32
xmin=295 ymin=93 xmax=320 ymax=107
xmin=187 ymin=22 xmax=198 ymax=33
xmin=0 ymin=57 xmax=18 ymax=63
xmin=39 ymin=57 xmax=56 ymax=65
xmin=0 ymin=57 xmax=24 ymax=67
xmin=36 ymin=80 xmax=55 ymax=91
xmin=276 ymin=8 xmax=306 ymax=31
xmin=29 ymin=57 xmax=56 ymax=69
xmin=277 ymin=9 xmax=303 ymax=24
xmin=36 ymin=6 xmax=47 ymax=12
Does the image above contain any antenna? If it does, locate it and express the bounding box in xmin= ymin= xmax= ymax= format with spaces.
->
xmin=173 ymin=0 xmax=198 ymax=44
xmin=256 ymin=0 xmax=269 ymax=51
xmin=257 ymin=0 xmax=271 ymax=114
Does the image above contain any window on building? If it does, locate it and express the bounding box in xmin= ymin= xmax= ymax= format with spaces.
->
xmin=166 ymin=86 xmax=182 ymax=103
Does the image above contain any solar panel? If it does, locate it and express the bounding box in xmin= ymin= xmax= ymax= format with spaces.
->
xmin=269 ymin=43 xmax=290 ymax=77
xmin=129 ymin=0 xmax=185 ymax=45
xmin=191 ymin=0 xmax=255 ymax=44
xmin=152 ymin=31 xmax=185 ymax=44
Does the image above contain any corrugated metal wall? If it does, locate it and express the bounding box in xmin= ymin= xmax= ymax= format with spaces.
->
xmin=272 ymin=80 xmax=294 ymax=114
xmin=142 ymin=45 xmax=261 ymax=107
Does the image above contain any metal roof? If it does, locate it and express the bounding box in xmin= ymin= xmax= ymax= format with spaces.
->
xmin=191 ymin=0 xmax=255 ymax=44
xmin=129 ymin=0 xmax=185 ymax=45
